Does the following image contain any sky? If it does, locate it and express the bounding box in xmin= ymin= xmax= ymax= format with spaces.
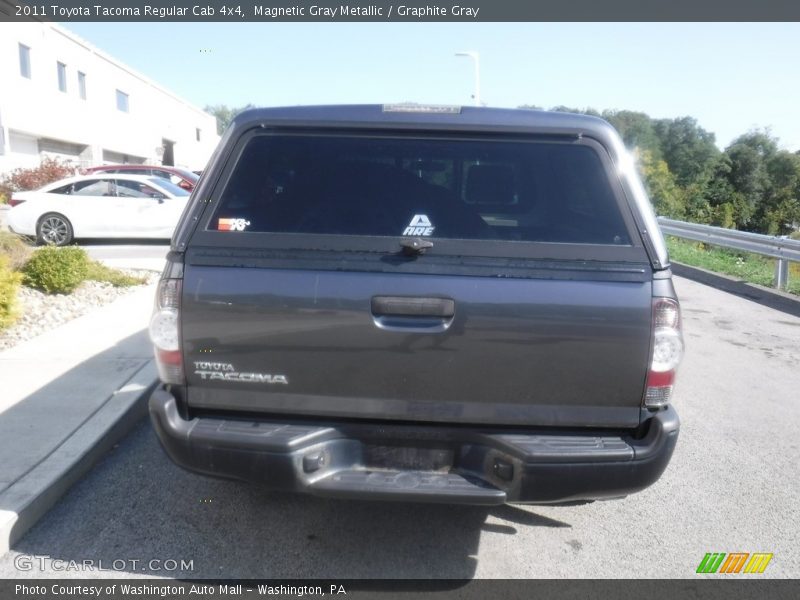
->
xmin=65 ymin=22 xmax=800 ymax=151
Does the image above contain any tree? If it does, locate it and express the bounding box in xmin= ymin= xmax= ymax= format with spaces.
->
xmin=701 ymin=156 xmax=742 ymax=228
xmin=204 ymin=104 xmax=255 ymax=135
xmin=547 ymin=105 xmax=602 ymax=117
xmin=760 ymin=147 xmax=800 ymax=234
xmin=637 ymin=149 xmax=685 ymax=219
xmin=713 ymin=130 xmax=800 ymax=233
xmin=652 ymin=117 xmax=720 ymax=187
xmin=602 ymin=110 xmax=662 ymax=158
xmin=722 ymin=130 xmax=778 ymax=230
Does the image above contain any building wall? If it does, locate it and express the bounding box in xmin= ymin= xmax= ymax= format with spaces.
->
xmin=0 ymin=23 xmax=219 ymax=175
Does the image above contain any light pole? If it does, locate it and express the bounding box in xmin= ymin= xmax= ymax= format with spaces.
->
xmin=455 ymin=51 xmax=480 ymax=106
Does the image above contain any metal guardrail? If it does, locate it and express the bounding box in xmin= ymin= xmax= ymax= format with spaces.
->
xmin=657 ymin=217 xmax=800 ymax=290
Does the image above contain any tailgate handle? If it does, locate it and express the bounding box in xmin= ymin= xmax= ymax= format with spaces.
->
xmin=371 ymin=296 xmax=455 ymax=318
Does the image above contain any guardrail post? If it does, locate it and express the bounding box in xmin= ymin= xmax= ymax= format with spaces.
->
xmin=773 ymin=259 xmax=789 ymax=290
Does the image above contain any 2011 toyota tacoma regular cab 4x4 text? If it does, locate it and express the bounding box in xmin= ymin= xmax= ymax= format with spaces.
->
xmin=147 ymin=105 xmax=683 ymax=505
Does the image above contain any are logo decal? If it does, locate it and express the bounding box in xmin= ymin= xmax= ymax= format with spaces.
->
xmin=403 ymin=214 xmax=435 ymax=236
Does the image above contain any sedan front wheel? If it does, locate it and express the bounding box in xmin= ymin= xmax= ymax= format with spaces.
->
xmin=36 ymin=213 xmax=74 ymax=246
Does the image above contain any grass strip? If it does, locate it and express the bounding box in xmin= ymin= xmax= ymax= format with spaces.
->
xmin=666 ymin=236 xmax=800 ymax=296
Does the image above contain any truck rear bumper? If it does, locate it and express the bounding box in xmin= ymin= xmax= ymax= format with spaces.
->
xmin=149 ymin=387 xmax=679 ymax=505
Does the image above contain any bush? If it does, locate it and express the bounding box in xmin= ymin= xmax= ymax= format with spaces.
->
xmin=0 ymin=256 xmax=23 ymax=330
xmin=22 ymin=246 xmax=89 ymax=294
xmin=0 ymin=157 xmax=77 ymax=199
xmin=85 ymin=260 xmax=147 ymax=287
xmin=0 ymin=231 xmax=33 ymax=271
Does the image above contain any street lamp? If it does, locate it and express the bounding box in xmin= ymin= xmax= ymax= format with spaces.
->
xmin=455 ymin=51 xmax=480 ymax=106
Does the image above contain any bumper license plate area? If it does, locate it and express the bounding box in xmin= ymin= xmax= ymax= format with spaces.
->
xmin=363 ymin=444 xmax=454 ymax=472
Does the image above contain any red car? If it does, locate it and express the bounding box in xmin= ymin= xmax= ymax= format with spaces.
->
xmin=83 ymin=165 xmax=199 ymax=191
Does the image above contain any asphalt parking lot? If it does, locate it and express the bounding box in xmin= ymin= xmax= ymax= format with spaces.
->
xmin=0 ymin=271 xmax=798 ymax=579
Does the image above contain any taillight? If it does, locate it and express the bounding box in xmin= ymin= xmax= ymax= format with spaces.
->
xmin=645 ymin=298 xmax=684 ymax=408
xmin=149 ymin=276 xmax=184 ymax=385
xmin=8 ymin=197 xmax=25 ymax=207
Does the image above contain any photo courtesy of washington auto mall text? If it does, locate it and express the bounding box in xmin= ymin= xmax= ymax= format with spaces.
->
xmin=14 ymin=583 xmax=347 ymax=597
xmin=2 ymin=0 xmax=800 ymax=599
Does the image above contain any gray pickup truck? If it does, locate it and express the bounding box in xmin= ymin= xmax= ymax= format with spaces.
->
xmin=148 ymin=105 xmax=683 ymax=505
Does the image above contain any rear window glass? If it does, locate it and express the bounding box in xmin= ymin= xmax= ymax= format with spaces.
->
xmin=49 ymin=179 xmax=110 ymax=196
xmin=210 ymin=135 xmax=631 ymax=245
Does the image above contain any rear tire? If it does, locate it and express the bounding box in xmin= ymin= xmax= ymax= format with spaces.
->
xmin=36 ymin=213 xmax=74 ymax=246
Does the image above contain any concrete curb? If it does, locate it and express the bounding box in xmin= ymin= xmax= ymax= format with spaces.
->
xmin=671 ymin=261 xmax=800 ymax=319
xmin=0 ymin=361 xmax=157 ymax=555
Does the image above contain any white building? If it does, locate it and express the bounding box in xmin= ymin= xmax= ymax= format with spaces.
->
xmin=0 ymin=22 xmax=219 ymax=175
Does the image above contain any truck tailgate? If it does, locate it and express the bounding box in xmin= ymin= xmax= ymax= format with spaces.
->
xmin=181 ymin=261 xmax=651 ymax=428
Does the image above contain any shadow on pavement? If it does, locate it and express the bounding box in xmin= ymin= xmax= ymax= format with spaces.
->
xmin=10 ymin=420 xmax=573 ymax=579
xmin=0 ymin=328 xmax=154 ymax=554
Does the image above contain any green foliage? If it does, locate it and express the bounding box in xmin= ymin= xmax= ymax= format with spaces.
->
xmin=0 ymin=157 xmax=77 ymax=200
xmin=0 ymin=232 xmax=33 ymax=271
xmin=667 ymin=236 xmax=800 ymax=295
xmin=652 ymin=117 xmax=720 ymax=187
xmin=603 ymin=110 xmax=662 ymax=159
xmin=717 ymin=130 xmax=800 ymax=233
xmin=711 ymin=203 xmax=736 ymax=229
xmin=549 ymin=105 xmax=601 ymax=117
xmin=22 ymin=246 xmax=89 ymax=294
xmin=16 ymin=243 xmax=144 ymax=295
xmin=758 ymin=151 xmax=800 ymax=234
xmin=85 ymin=261 xmax=147 ymax=287
xmin=638 ymin=150 xmax=685 ymax=219
xmin=0 ymin=256 xmax=23 ymax=330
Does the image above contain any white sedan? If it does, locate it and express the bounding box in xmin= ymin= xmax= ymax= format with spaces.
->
xmin=7 ymin=174 xmax=191 ymax=246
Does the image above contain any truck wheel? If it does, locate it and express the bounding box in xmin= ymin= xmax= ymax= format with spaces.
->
xmin=36 ymin=213 xmax=74 ymax=246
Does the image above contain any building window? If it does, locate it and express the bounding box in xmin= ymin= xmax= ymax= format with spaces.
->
xmin=57 ymin=62 xmax=67 ymax=92
xmin=19 ymin=44 xmax=31 ymax=78
xmin=78 ymin=72 xmax=86 ymax=100
xmin=196 ymin=128 xmax=201 ymax=142
xmin=116 ymin=90 xmax=129 ymax=112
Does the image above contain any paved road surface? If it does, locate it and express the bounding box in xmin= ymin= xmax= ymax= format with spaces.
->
xmin=1 ymin=274 xmax=798 ymax=579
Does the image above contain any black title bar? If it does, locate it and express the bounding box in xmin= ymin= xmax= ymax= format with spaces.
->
xmin=2 ymin=0 xmax=800 ymax=22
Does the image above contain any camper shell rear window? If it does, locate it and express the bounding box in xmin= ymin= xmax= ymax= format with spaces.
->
xmin=208 ymin=133 xmax=635 ymax=248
